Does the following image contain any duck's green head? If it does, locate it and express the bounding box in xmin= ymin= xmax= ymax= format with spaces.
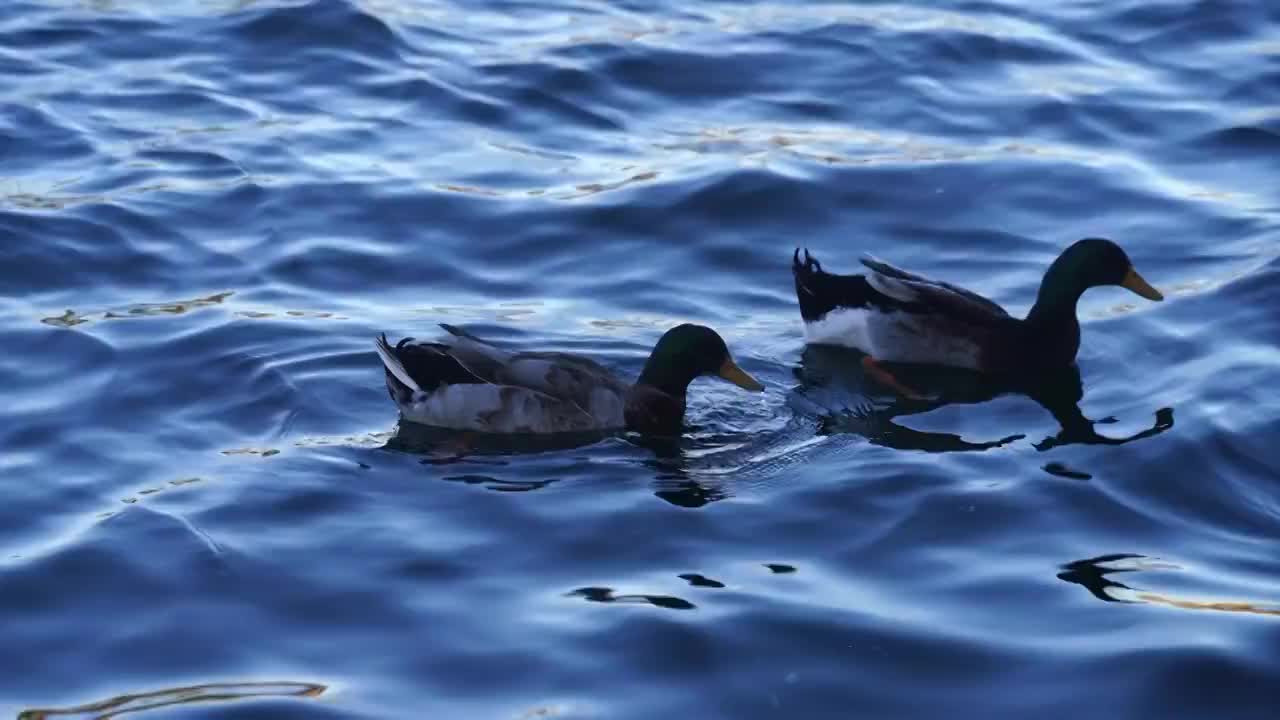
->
xmin=1036 ymin=238 xmax=1164 ymax=309
xmin=638 ymin=324 xmax=765 ymax=396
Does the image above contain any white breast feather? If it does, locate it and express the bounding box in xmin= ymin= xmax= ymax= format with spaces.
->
xmin=803 ymin=307 xmax=874 ymax=351
xmin=803 ymin=308 xmax=982 ymax=369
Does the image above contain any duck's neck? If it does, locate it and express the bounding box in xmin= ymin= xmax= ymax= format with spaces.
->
xmin=624 ymin=380 xmax=688 ymax=435
xmin=1023 ymin=268 xmax=1085 ymax=365
xmin=1026 ymin=285 xmax=1082 ymax=325
xmin=635 ymin=362 xmax=694 ymax=400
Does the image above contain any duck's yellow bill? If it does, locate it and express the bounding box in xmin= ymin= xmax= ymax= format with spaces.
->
xmin=1121 ymin=267 xmax=1164 ymax=301
xmin=718 ymin=357 xmax=764 ymax=391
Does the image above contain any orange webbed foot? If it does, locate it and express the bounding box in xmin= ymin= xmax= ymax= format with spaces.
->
xmin=861 ymin=356 xmax=926 ymax=400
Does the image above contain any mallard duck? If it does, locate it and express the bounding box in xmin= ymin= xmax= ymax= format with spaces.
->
xmin=792 ymin=238 xmax=1163 ymax=393
xmin=374 ymin=323 xmax=764 ymax=435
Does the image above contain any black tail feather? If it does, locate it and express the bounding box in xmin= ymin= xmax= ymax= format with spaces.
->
xmin=438 ymin=323 xmax=488 ymax=343
xmin=379 ymin=337 xmax=486 ymax=399
xmin=792 ymin=248 xmax=877 ymax=321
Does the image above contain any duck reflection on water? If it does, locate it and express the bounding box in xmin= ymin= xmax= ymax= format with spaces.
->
xmin=380 ymin=344 xmax=1173 ymax=507
xmin=384 ymin=420 xmax=738 ymax=507
xmin=1058 ymin=554 xmax=1280 ymax=617
xmin=791 ymin=345 xmax=1174 ymax=454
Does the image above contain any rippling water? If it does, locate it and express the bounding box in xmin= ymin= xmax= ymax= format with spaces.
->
xmin=3 ymin=0 xmax=1279 ymax=717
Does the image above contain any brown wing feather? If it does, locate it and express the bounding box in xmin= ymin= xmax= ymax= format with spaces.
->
xmin=860 ymin=256 xmax=1010 ymax=326
xmin=492 ymin=353 xmax=627 ymax=418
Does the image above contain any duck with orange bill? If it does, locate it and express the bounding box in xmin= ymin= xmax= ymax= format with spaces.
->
xmin=375 ymin=323 xmax=763 ymax=435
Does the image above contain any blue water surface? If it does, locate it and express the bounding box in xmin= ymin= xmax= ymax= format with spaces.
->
xmin=2 ymin=0 xmax=1279 ymax=718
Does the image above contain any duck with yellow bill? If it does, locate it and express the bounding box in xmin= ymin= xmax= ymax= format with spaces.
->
xmin=792 ymin=238 xmax=1164 ymax=396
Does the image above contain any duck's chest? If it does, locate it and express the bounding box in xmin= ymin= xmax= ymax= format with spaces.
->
xmin=623 ymin=387 xmax=685 ymax=435
xmin=981 ymin=321 xmax=1080 ymax=374
xmin=585 ymin=386 xmax=627 ymax=428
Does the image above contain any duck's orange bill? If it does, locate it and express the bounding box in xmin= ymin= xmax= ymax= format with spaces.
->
xmin=1121 ymin=267 xmax=1164 ymax=301
xmin=718 ymin=357 xmax=764 ymax=391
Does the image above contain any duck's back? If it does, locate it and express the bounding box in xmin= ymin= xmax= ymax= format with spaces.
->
xmin=496 ymin=352 xmax=629 ymax=420
xmin=793 ymin=249 xmax=1013 ymax=370
xmin=378 ymin=330 xmax=629 ymax=433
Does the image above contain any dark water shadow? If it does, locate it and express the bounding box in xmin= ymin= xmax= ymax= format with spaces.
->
xmin=648 ymin=476 xmax=728 ymax=508
xmin=384 ymin=421 xmax=612 ymax=460
xmin=380 ymin=423 xmax=607 ymax=492
xmin=1058 ymin=555 xmax=1280 ymax=617
xmin=17 ymin=681 xmax=325 ymax=720
xmin=623 ymin=431 xmax=731 ymax=508
xmin=384 ymin=418 xmax=749 ymax=508
xmin=623 ymin=424 xmax=818 ymax=508
xmin=1058 ymin=553 xmax=1146 ymax=603
xmin=567 ymin=586 xmax=696 ymax=610
xmin=678 ymin=573 xmax=726 ymax=588
xmin=791 ymin=346 xmax=1174 ymax=455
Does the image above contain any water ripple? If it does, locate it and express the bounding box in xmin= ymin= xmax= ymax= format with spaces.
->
xmin=1 ymin=0 xmax=1278 ymax=717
